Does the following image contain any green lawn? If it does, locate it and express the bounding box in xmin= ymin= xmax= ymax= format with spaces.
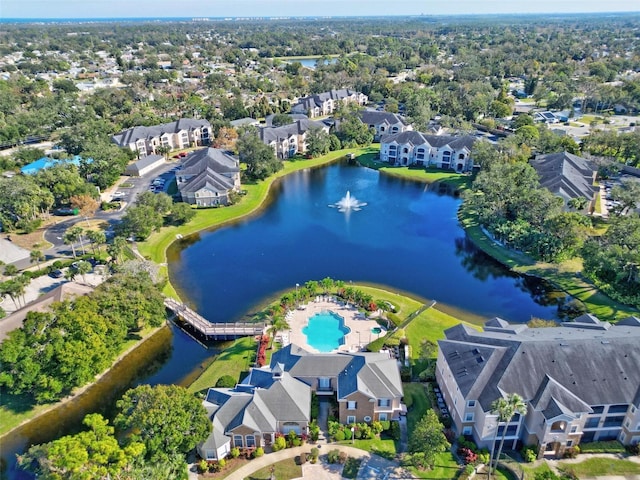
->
xmin=560 ymin=458 xmax=640 ymax=477
xmin=244 ymin=458 xmax=302 ymax=480
xmin=404 ymin=307 xmax=480 ymax=372
xmin=403 ymin=383 xmax=431 ymax=433
xmin=137 ymin=147 xmax=379 ymax=298
xmin=459 ymin=209 xmax=639 ymax=321
xmin=409 ymin=452 xmax=460 ymax=479
xmin=336 ymin=437 xmax=397 ymax=459
xmin=356 ymin=153 xmax=470 ymax=191
xmin=187 ymin=336 xmax=257 ymax=395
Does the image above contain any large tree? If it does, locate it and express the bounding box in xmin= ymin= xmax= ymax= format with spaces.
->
xmin=116 ymin=205 xmax=163 ymax=240
xmin=236 ymin=128 xmax=282 ymax=180
xmin=406 ymin=409 xmax=450 ymax=470
xmin=305 ymin=125 xmax=331 ymax=157
xmin=19 ymin=413 xmax=145 ymax=480
xmin=115 ymin=384 xmax=210 ymax=462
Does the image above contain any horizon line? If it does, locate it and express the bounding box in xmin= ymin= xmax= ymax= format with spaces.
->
xmin=2 ymin=11 xmax=640 ymax=21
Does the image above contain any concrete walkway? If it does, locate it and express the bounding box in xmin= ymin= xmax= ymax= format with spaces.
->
xmin=223 ymin=444 xmax=413 ymax=480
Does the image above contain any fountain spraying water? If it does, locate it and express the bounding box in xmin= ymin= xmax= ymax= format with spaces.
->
xmin=330 ymin=190 xmax=367 ymax=212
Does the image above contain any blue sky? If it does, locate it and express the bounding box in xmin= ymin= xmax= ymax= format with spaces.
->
xmin=2 ymin=0 xmax=638 ymax=18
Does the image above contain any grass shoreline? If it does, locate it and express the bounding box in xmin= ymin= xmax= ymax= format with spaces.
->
xmin=458 ymin=209 xmax=639 ymax=321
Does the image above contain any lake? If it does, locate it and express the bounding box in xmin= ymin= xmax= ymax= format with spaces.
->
xmin=168 ymin=161 xmax=560 ymax=324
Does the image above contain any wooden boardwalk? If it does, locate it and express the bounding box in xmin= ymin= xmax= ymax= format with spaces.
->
xmin=164 ymin=298 xmax=265 ymax=340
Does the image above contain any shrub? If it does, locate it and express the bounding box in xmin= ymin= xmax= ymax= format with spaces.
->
xmin=371 ymin=421 xmax=383 ymax=435
xmin=197 ymin=459 xmax=208 ymax=473
xmin=380 ymin=420 xmax=391 ymax=431
xmin=333 ymin=429 xmax=345 ymax=442
xmin=272 ymin=435 xmax=286 ymax=451
xmin=309 ymin=420 xmax=320 ymax=441
xmin=299 ymin=452 xmax=307 ymax=464
xmin=327 ymin=449 xmax=341 ymax=464
xmin=291 ymin=437 xmax=302 ymax=447
xmin=339 ymin=451 xmax=348 ymax=464
xmin=563 ymin=446 xmax=580 ymax=459
xmin=310 ymin=447 xmax=319 ymax=461
xmin=343 ymin=427 xmax=352 ymax=440
xmin=579 ymin=440 xmax=625 ymax=453
xmin=389 ymin=421 xmax=401 ymax=440
xmin=627 ymin=443 xmax=640 ymax=455
xmin=218 ymin=458 xmax=226 ymax=468
xmin=521 ymin=445 xmax=538 ymax=462
xmin=215 ymin=375 xmax=237 ymax=388
xmin=254 ymin=447 xmax=264 ymax=457
xmin=458 ymin=447 xmax=478 ymax=465
xmin=230 ymin=447 xmax=240 ymax=458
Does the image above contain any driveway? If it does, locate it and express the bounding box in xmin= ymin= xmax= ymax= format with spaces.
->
xmin=220 ymin=444 xmax=413 ymax=480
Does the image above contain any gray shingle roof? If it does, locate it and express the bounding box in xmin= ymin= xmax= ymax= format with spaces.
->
xmin=293 ymin=89 xmax=361 ymax=112
xmin=179 ymin=168 xmax=235 ymax=195
xmin=359 ymin=110 xmax=409 ymax=127
xmin=439 ymin=318 xmax=640 ymax=412
xmin=179 ymin=148 xmax=239 ymax=175
xmin=112 ymin=118 xmax=210 ymax=146
xmin=259 ymin=119 xmax=327 ymax=144
xmin=381 ymin=131 xmax=476 ymax=151
xmin=530 ymin=152 xmax=598 ymax=201
xmin=272 ymin=345 xmax=403 ymax=401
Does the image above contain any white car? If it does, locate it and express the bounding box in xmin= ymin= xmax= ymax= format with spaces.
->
xmin=113 ymin=191 xmax=125 ymax=196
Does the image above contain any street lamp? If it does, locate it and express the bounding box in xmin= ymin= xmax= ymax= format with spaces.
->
xmin=356 ymin=331 xmax=361 ymax=349
xmin=295 ymin=283 xmax=299 ymax=308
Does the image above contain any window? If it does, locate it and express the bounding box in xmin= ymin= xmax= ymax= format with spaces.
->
xmin=233 ymin=435 xmax=243 ymax=448
xmin=551 ymin=421 xmax=567 ymax=432
xmin=348 ymin=401 xmax=357 ymax=410
xmin=585 ymin=417 xmax=600 ymax=429
xmin=465 ymin=413 xmax=474 ymax=422
xmin=364 ymin=416 xmax=372 ymax=423
xmin=347 ymin=415 xmax=356 ymax=424
xmin=462 ymin=426 xmax=472 ymax=435
xmin=625 ymin=420 xmax=631 ymax=428
xmin=246 ymin=435 xmax=256 ymax=448
xmin=609 ymin=404 xmax=629 ymax=414
xmin=592 ymin=406 xmax=605 ymax=414
xmin=570 ymin=426 xmax=578 ymax=433
xmin=378 ymin=399 xmax=390 ymax=407
xmin=467 ymin=400 xmax=476 ymax=408
xmin=567 ymin=440 xmax=573 ymax=447
xmin=379 ymin=413 xmax=387 ymax=421
xmin=603 ymin=416 xmax=625 ymax=428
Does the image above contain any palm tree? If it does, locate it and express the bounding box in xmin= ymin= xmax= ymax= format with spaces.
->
xmin=107 ymin=236 xmax=128 ymax=265
xmin=86 ymin=230 xmax=106 ymax=256
xmin=63 ymin=226 xmax=85 ymax=258
xmin=30 ymin=249 xmax=45 ymax=271
xmin=75 ymin=260 xmax=92 ymax=284
xmin=488 ymin=393 xmax=528 ymax=480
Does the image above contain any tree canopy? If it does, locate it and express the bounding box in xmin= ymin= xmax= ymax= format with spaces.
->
xmin=115 ymin=384 xmax=210 ymax=462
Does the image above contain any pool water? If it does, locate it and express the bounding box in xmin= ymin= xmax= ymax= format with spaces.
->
xmin=302 ymin=311 xmax=351 ymax=352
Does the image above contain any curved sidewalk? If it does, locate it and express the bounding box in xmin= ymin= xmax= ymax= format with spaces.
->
xmin=222 ymin=444 xmax=413 ymax=480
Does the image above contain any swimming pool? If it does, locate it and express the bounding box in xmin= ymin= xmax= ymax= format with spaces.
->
xmin=302 ymin=311 xmax=351 ymax=352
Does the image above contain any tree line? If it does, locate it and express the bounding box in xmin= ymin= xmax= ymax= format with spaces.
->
xmin=0 ymin=270 xmax=165 ymax=403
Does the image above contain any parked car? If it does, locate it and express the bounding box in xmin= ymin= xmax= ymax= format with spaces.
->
xmin=49 ymin=269 xmax=64 ymax=278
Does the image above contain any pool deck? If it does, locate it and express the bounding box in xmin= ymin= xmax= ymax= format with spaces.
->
xmin=283 ymin=297 xmax=385 ymax=353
